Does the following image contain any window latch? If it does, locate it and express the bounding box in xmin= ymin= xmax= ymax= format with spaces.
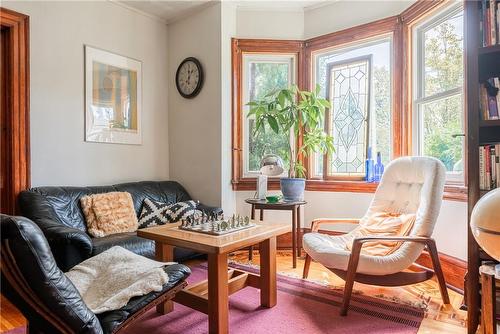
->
xmin=451 ymin=133 xmax=465 ymax=138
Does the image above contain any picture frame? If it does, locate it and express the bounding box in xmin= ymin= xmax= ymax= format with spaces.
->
xmin=84 ymin=45 xmax=142 ymax=145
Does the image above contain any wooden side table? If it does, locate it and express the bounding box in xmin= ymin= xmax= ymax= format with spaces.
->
xmin=480 ymin=264 xmax=500 ymax=334
xmin=245 ymin=199 xmax=306 ymax=268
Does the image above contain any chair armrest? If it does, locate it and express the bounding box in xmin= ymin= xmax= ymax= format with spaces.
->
xmin=352 ymin=235 xmax=432 ymax=245
xmin=350 ymin=236 xmax=435 ymax=256
xmin=347 ymin=236 xmax=436 ymax=274
xmin=310 ymin=218 xmax=360 ymax=233
xmin=197 ymin=203 xmax=223 ymax=216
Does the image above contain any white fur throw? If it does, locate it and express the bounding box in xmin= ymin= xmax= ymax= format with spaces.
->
xmin=65 ymin=246 xmax=172 ymax=314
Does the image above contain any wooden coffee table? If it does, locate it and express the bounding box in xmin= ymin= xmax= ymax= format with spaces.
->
xmin=137 ymin=221 xmax=290 ymax=334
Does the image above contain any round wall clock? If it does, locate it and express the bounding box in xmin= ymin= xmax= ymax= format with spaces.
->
xmin=175 ymin=57 xmax=204 ymax=99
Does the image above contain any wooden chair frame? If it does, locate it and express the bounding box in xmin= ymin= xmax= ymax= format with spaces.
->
xmin=1 ymin=239 xmax=187 ymax=334
xmin=302 ymin=218 xmax=450 ymax=316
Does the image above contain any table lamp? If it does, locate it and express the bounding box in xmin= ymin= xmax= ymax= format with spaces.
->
xmin=256 ymin=154 xmax=284 ymax=200
xmin=470 ymin=188 xmax=500 ymax=276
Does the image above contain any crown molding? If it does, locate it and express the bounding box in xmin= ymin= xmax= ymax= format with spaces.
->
xmin=108 ymin=0 xmax=168 ymax=25
xmin=303 ymin=1 xmax=339 ymax=12
xmin=108 ymin=1 xmax=220 ymax=26
xmin=166 ymin=1 xmax=220 ymax=25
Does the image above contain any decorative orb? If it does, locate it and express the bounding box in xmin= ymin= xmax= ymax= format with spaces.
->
xmin=471 ymin=188 xmax=500 ymax=261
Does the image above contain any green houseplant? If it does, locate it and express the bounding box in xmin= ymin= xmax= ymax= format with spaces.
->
xmin=247 ymin=84 xmax=334 ymax=201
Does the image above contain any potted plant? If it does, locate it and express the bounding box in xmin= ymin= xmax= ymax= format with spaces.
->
xmin=247 ymin=84 xmax=334 ymax=201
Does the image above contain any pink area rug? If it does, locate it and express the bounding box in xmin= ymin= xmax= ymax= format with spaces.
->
xmin=2 ymin=263 xmax=424 ymax=334
xmin=122 ymin=262 xmax=424 ymax=334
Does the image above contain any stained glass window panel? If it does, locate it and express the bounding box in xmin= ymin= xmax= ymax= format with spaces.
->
xmin=328 ymin=57 xmax=370 ymax=175
xmin=311 ymin=38 xmax=392 ymax=178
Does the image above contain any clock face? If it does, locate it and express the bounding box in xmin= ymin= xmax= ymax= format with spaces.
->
xmin=176 ymin=57 xmax=203 ymax=98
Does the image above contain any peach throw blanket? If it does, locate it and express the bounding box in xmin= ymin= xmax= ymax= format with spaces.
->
xmin=346 ymin=212 xmax=416 ymax=256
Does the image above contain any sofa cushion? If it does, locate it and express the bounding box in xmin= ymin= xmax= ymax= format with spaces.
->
xmin=81 ymin=192 xmax=138 ymax=237
xmin=92 ymin=233 xmax=155 ymax=259
xmin=91 ymin=233 xmax=203 ymax=263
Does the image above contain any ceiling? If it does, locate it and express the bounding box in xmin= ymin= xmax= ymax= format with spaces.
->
xmin=118 ymin=1 xmax=213 ymax=23
xmin=117 ymin=0 xmax=332 ymax=23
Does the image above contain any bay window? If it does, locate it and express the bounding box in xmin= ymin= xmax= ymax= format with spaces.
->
xmin=231 ymin=1 xmax=466 ymax=200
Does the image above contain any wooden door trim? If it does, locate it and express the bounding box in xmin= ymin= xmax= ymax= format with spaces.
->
xmin=1 ymin=7 xmax=30 ymax=214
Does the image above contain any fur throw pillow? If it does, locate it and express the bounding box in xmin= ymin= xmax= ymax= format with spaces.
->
xmin=80 ymin=192 xmax=138 ymax=238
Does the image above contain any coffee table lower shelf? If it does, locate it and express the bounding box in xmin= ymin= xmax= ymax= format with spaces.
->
xmin=173 ymin=268 xmax=270 ymax=313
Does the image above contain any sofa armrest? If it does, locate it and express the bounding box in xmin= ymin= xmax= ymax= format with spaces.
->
xmin=197 ymin=203 xmax=223 ymax=216
xmin=35 ymin=218 xmax=93 ymax=270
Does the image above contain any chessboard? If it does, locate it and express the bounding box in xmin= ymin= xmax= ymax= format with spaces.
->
xmin=178 ymin=214 xmax=256 ymax=236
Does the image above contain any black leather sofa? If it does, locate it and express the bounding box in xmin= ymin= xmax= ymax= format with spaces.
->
xmin=1 ymin=214 xmax=191 ymax=334
xmin=18 ymin=181 xmax=222 ymax=271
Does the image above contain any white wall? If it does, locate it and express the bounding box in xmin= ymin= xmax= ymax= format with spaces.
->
xmin=168 ymin=3 xmax=222 ymax=207
xmin=2 ymin=1 xmax=169 ymax=187
xmin=235 ymin=191 xmax=467 ymax=260
xmin=236 ymin=9 xmax=304 ymax=40
xmin=221 ymin=2 xmax=237 ymax=214
xmin=304 ymin=1 xmax=415 ymax=39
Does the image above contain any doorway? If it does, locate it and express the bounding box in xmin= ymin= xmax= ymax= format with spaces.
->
xmin=0 ymin=7 xmax=30 ymax=215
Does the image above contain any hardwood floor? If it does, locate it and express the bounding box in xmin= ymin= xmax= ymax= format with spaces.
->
xmin=0 ymin=295 xmax=25 ymax=332
xmin=0 ymin=250 xmax=467 ymax=333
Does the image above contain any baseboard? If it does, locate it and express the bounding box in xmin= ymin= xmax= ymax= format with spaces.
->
xmin=274 ymin=228 xmax=466 ymax=293
xmin=415 ymin=251 xmax=466 ymax=293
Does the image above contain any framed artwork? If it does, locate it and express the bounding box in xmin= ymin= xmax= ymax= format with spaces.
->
xmin=85 ymin=46 xmax=142 ymax=144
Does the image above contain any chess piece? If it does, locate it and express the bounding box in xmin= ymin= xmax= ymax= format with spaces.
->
xmin=244 ymin=216 xmax=250 ymax=226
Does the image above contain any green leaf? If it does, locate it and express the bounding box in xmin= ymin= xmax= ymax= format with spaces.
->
xmin=315 ymin=83 xmax=321 ymax=95
xmin=278 ymin=91 xmax=286 ymax=108
xmin=267 ymin=115 xmax=279 ymax=134
xmin=319 ymin=99 xmax=330 ymax=108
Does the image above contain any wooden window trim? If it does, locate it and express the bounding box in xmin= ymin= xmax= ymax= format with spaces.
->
xmin=231 ymin=0 xmax=467 ymax=202
xmin=231 ymin=38 xmax=305 ymax=190
xmin=0 ymin=7 xmax=31 ymax=214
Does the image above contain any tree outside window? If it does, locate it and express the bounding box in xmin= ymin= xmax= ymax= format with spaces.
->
xmin=414 ymin=5 xmax=464 ymax=179
xmin=243 ymin=55 xmax=295 ymax=176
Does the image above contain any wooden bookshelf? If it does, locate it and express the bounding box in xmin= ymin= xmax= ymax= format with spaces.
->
xmin=479 ymin=119 xmax=500 ymax=127
xmin=478 ymin=44 xmax=500 ymax=55
xmin=465 ymin=2 xmax=500 ymax=333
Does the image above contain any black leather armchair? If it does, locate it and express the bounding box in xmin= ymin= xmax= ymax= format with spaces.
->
xmin=0 ymin=214 xmax=191 ymax=334
xmin=19 ymin=181 xmax=222 ymax=271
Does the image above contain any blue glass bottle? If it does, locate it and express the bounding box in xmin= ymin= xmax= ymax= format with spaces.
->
xmin=365 ymin=147 xmax=375 ymax=183
xmin=374 ymin=152 xmax=385 ymax=182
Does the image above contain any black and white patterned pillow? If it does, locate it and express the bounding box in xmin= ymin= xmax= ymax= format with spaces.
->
xmin=138 ymin=199 xmax=199 ymax=229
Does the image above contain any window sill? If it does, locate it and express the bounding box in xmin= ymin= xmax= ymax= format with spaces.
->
xmin=232 ymin=178 xmax=467 ymax=202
